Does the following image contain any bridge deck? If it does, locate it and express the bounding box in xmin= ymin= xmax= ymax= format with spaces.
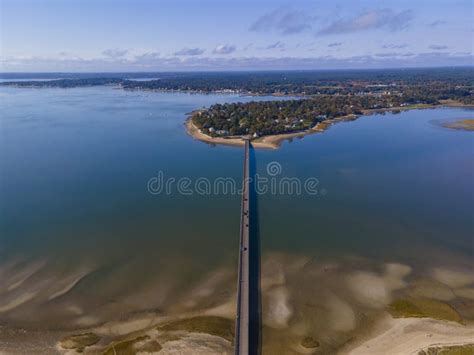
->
xmin=235 ymin=139 xmax=250 ymax=355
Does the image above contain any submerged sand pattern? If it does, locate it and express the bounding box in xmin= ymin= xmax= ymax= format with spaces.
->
xmin=0 ymin=251 xmax=473 ymax=354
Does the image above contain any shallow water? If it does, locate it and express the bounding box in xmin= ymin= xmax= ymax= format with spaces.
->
xmin=0 ymin=87 xmax=473 ymax=332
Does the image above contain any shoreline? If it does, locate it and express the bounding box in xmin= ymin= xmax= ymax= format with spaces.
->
xmin=1 ymin=83 xmax=307 ymax=100
xmin=185 ymin=100 xmax=474 ymax=150
xmin=186 ymin=112 xmax=360 ymax=150
xmin=340 ymin=314 xmax=474 ymax=355
xmin=1 ymin=252 xmax=474 ymax=354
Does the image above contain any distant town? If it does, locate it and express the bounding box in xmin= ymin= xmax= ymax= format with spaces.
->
xmin=2 ymin=68 xmax=473 ymax=138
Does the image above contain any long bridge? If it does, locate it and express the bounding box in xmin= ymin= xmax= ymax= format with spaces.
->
xmin=235 ymin=139 xmax=250 ymax=355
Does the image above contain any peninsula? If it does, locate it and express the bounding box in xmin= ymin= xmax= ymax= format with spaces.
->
xmin=187 ymin=98 xmax=473 ymax=149
xmin=2 ymin=68 xmax=473 ymax=148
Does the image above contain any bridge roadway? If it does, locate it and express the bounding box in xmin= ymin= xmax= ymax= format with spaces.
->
xmin=235 ymin=139 xmax=250 ymax=355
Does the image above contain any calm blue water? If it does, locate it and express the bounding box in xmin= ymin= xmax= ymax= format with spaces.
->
xmin=0 ymin=88 xmax=275 ymax=268
xmin=0 ymin=86 xmax=473 ymax=326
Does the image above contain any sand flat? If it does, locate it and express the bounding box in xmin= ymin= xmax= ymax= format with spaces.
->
xmin=341 ymin=315 xmax=474 ymax=355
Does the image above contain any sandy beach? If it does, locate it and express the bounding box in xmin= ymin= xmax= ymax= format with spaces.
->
xmin=185 ymin=118 xmax=277 ymax=149
xmin=185 ymin=114 xmax=358 ymax=150
xmin=340 ymin=315 xmax=474 ymax=355
xmin=185 ymin=100 xmax=473 ymax=150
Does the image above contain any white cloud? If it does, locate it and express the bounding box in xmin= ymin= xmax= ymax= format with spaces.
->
xmin=266 ymin=41 xmax=285 ymax=50
xmin=102 ymin=48 xmax=128 ymax=58
xmin=382 ymin=43 xmax=408 ymax=49
xmin=1 ymin=52 xmax=472 ymax=72
xmin=213 ymin=44 xmax=236 ymax=55
xmin=174 ymin=47 xmax=205 ymax=56
xmin=250 ymin=7 xmax=317 ymax=35
xmin=429 ymin=45 xmax=448 ymax=50
xmin=318 ymin=9 xmax=413 ymax=35
xmin=427 ymin=20 xmax=447 ymax=27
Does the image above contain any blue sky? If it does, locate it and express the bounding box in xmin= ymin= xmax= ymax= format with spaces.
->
xmin=0 ymin=0 xmax=472 ymax=71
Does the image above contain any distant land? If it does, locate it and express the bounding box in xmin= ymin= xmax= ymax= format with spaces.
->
xmin=2 ymin=68 xmax=473 ymax=147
